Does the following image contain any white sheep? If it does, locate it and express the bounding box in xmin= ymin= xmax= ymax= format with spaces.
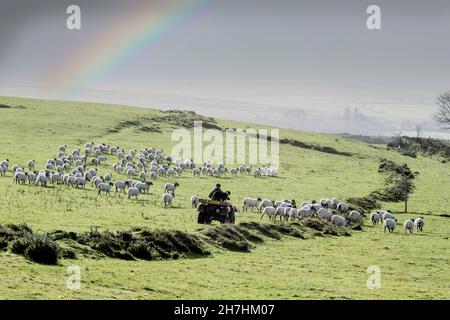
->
xmin=50 ymin=173 xmax=62 ymax=185
xmin=331 ymin=215 xmax=347 ymax=227
xmin=348 ymin=210 xmax=363 ymax=223
xmin=135 ymin=182 xmax=153 ymax=194
xmin=27 ymin=172 xmax=36 ymax=184
xmin=288 ymin=208 xmax=298 ymax=220
xmin=336 ymin=202 xmax=348 ymax=212
xmin=258 ymin=199 xmax=274 ymax=212
xmin=0 ymin=165 xmax=6 ymax=176
xmin=1 ymin=159 xmax=9 ymax=169
xmin=164 ymin=182 xmax=179 ymax=196
xmin=317 ymin=208 xmax=333 ymax=220
xmin=297 ymin=206 xmax=314 ymax=219
xmin=404 ymin=219 xmax=415 ymax=234
xmin=91 ymin=176 xmax=102 ymax=187
xmin=260 ymin=206 xmax=276 ymax=220
xmin=275 ymin=206 xmax=286 ymax=220
xmin=139 ymin=171 xmax=147 ymax=182
xmin=126 ymin=167 xmax=136 ymax=177
xmin=103 ymin=173 xmax=112 ymax=182
xmin=13 ymin=171 xmax=27 ymax=184
xmin=75 ymin=177 xmax=87 ymax=189
xmin=415 ymin=217 xmax=425 ymax=232
xmin=310 ymin=203 xmax=322 ymax=212
xmin=128 ymin=187 xmax=140 ymax=199
xmin=162 ymin=193 xmax=174 ymax=206
xmin=330 ymin=197 xmax=340 ymax=208
xmin=114 ymin=181 xmax=128 ymax=193
xmin=242 ymin=198 xmax=262 ymax=211
xmin=191 ymin=195 xmax=200 ymax=207
xmin=382 ymin=211 xmax=394 ymax=222
xmin=370 ymin=212 xmax=381 ymax=225
xmin=36 ymin=173 xmax=49 ymax=187
xmin=27 ymin=160 xmax=36 ymax=171
xmin=383 ymin=218 xmax=397 ymax=233
xmin=97 ymin=182 xmax=113 ymax=195
xmin=192 ymin=168 xmax=201 ymax=177
xmin=98 ymin=155 xmax=107 ymax=164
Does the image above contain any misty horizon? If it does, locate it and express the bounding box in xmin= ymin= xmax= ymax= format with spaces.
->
xmin=1 ymin=0 xmax=449 ymax=137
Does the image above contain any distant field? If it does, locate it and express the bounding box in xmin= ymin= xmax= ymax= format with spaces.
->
xmin=0 ymin=96 xmax=449 ymax=299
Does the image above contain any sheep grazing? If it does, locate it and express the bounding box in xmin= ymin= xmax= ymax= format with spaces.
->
xmin=192 ymin=168 xmax=201 ymax=177
xmin=97 ymin=182 xmax=113 ymax=195
xmin=191 ymin=195 xmax=200 ymax=207
xmin=278 ymin=207 xmax=290 ymax=221
xmin=126 ymin=167 xmax=136 ymax=177
xmin=164 ymin=182 xmax=179 ymax=196
xmin=0 ymin=165 xmax=6 ymax=176
xmin=415 ymin=217 xmax=425 ymax=232
xmin=1 ymin=159 xmax=9 ymax=170
xmin=331 ymin=215 xmax=347 ymax=227
xmin=103 ymin=173 xmax=112 ymax=182
xmin=91 ymin=176 xmax=102 ymax=188
xmin=288 ymin=208 xmax=298 ymax=221
xmin=27 ymin=160 xmax=36 ymax=171
xmin=260 ymin=206 xmax=276 ymax=221
xmin=114 ymin=181 xmax=128 ymax=193
xmin=320 ymin=198 xmax=331 ymax=208
xmin=50 ymin=173 xmax=62 ymax=185
xmin=13 ymin=171 xmax=27 ymax=184
xmin=162 ymin=193 xmax=174 ymax=206
xmin=36 ymin=172 xmax=49 ymax=187
xmin=128 ymin=187 xmax=140 ymax=199
xmin=135 ymin=181 xmax=153 ymax=194
xmin=330 ymin=197 xmax=340 ymax=209
xmin=297 ymin=206 xmax=314 ymax=219
xmin=348 ymin=210 xmax=363 ymax=223
xmin=242 ymin=198 xmax=262 ymax=212
xmin=381 ymin=210 xmax=394 ymax=222
xmin=336 ymin=202 xmax=348 ymax=212
xmin=272 ymin=206 xmax=285 ymax=219
xmin=404 ymin=219 xmax=415 ymax=234
xmin=258 ymin=199 xmax=274 ymax=212
xmin=75 ymin=177 xmax=87 ymax=189
xmin=370 ymin=212 xmax=381 ymax=225
xmin=317 ymin=208 xmax=333 ymax=220
xmin=310 ymin=203 xmax=322 ymax=212
xmin=383 ymin=218 xmax=397 ymax=233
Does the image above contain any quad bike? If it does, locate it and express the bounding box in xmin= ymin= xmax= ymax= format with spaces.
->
xmin=196 ymin=198 xmax=236 ymax=224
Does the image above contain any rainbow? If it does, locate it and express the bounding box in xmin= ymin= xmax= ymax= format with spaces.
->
xmin=45 ymin=0 xmax=211 ymax=97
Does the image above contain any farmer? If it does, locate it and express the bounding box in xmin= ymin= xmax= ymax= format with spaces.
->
xmin=208 ymin=183 xmax=222 ymax=199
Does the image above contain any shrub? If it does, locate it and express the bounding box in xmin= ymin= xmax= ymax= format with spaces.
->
xmin=10 ymin=233 xmax=60 ymax=265
xmin=24 ymin=234 xmax=60 ymax=265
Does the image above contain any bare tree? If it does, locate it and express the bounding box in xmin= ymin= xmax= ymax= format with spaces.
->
xmin=434 ymin=92 xmax=450 ymax=128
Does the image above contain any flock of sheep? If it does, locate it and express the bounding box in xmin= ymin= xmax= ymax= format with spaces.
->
xmin=241 ymin=197 xmax=425 ymax=234
xmin=1 ymin=142 xmax=426 ymax=234
xmin=1 ymin=142 xmax=276 ymax=208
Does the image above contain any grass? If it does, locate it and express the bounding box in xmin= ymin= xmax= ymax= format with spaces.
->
xmin=0 ymin=96 xmax=449 ymax=299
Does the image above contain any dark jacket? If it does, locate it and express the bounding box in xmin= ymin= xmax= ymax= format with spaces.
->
xmin=208 ymin=186 xmax=222 ymax=199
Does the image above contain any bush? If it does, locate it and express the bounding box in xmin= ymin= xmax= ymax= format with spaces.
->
xmin=10 ymin=235 xmax=32 ymax=254
xmin=10 ymin=233 xmax=60 ymax=265
xmin=128 ymin=240 xmax=154 ymax=260
xmin=0 ymin=238 xmax=8 ymax=250
xmin=24 ymin=234 xmax=60 ymax=265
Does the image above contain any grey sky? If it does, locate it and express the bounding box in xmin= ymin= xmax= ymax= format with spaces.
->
xmin=1 ymin=0 xmax=449 ymax=136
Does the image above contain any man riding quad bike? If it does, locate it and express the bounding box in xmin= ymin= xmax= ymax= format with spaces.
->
xmin=197 ymin=183 xmax=237 ymax=224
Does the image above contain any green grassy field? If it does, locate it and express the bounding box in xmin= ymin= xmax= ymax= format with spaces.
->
xmin=0 ymin=96 xmax=449 ymax=299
